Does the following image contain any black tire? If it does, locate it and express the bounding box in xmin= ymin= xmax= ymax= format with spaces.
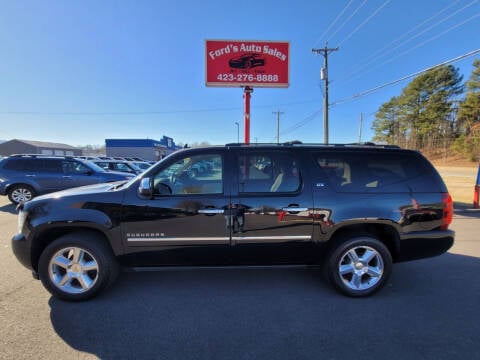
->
xmin=38 ymin=231 xmax=119 ymax=301
xmin=7 ymin=184 xmax=36 ymax=204
xmin=325 ymin=236 xmax=392 ymax=297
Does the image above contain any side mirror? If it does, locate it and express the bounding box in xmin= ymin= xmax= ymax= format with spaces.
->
xmin=138 ymin=177 xmax=153 ymax=198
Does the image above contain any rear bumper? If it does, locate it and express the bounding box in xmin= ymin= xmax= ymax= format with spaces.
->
xmin=397 ymin=230 xmax=454 ymax=262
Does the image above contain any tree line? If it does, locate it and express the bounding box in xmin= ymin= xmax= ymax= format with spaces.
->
xmin=372 ymin=59 xmax=480 ymax=161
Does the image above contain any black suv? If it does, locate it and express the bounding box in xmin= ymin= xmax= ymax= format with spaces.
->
xmin=11 ymin=143 xmax=454 ymax=301
xmin=0 ymin=154 xmax=135 ymax=204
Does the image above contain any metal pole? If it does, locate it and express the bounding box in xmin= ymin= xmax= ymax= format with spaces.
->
xmin=235 ymin=122 xmax=239 ymax=143
xmin=312 ymin=44 xmax=338 ymax=145
xmin=324 ymin=53 xmax=329 ymax=144
xmin=273 ymin=110 xmax=284 ymax=144
xmin=243 ymin=86 xmax=253 ymax=144
xmin=358 ymin=112 xmax=363 ymax=144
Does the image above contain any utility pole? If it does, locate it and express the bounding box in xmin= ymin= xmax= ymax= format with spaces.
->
xmin=312 ymin=44 xmax=339 ymax=144
xmin=358 ymin=112 xmax=363 ymax=144
xmin=234 ymin=122 xmax=240 ymax=143
xmin=272 ymin=109 xmax=284 ymax=144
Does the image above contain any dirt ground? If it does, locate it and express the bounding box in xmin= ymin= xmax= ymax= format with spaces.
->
xmin=424 ymin=153 xmax=478 ymax=206
xmin=434 ymin=165 xmax=478 ymax=206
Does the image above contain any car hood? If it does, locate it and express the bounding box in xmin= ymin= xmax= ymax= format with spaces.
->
xmin=100 ymin=170 xmax=136 ymax=178
xmin=32 ymin=181 xmax=126 ymax=202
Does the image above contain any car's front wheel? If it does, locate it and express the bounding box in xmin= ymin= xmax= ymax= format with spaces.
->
xmin=325 ymin=236 xmax=392 ymax=297
xmin=7 ymin=184 xmax=36 ymax=204
xmin=38 ymin=232 xmax=119 ymax=301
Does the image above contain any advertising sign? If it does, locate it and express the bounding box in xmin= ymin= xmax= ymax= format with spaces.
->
xmin=206 ymin=40 xmax=289 ymax=88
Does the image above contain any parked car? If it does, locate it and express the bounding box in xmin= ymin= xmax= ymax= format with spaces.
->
xmin=474 ymin=162 xmax=480 ymax=208
xmin=75 ymin=156 xmax=100 ymax=160
xmin=0 ymin=154 xmax=135 ymax=204
xmin=131 ymin=161 xmax=153 ymax=171
xmin=92 ymin=159 xmax=143 ymax=175
xmin=11 ymin=143 xmax=454 ymax=301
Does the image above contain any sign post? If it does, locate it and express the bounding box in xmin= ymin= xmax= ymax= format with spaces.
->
xmin=205 ymin=40 xmax=290 ymax=143
xmin=243 ymin=87 xmax=253 ymax=144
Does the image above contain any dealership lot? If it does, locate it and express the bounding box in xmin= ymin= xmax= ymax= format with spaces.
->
xmin=0 ymin=195 xmax=479 ymax=359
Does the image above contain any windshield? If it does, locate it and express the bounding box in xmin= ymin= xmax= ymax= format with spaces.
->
xmin=75 ymin=159 xmax=110 ymax=172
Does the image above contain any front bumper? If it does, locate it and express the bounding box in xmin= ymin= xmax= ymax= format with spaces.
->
xmin=11 ymin=233 xmax=34 ymax=271
xmin=397 ymin=229 xmax=455 ymax=262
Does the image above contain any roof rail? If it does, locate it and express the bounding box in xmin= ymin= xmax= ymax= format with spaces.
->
xmin=225 ymin=141 xmax=303 ymax=147
xmin=224 ymin=142 xmax=401 ymax=149
xmin=9 ymin=153 xmax=77 ymax=158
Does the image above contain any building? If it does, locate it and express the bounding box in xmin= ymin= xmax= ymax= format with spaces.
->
xmin=0 ymin=139 xmax=81 ymax=157
xmin=105 ymin=136 xmax=179 ymax=161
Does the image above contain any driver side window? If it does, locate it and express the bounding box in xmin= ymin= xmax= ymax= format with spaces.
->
xmin=153 ymin=154 xmax=223 ymax=195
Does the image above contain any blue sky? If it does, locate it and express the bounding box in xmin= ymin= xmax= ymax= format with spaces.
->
xmin=0 ymin=0 xmax=479 ymax=147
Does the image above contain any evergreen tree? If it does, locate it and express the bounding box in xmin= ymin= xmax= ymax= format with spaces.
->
xmin=454 ymin=59 xmax=480 ymax=160
xmin=457 ymin=59 xmax=480 ymax=133
xmin=372 ymin=65 xmax=463 ymax=149
xmin=372 ymin=97 xmax=400 ymax=144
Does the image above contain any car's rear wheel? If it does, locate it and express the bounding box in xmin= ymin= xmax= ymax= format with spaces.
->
xmin=7 ymin=184 xmax=36 ymax=204
xmin=325 ymin=236 xmax=392 ymax=297
xmin=38 ymin=232 xmax=119 ymax=301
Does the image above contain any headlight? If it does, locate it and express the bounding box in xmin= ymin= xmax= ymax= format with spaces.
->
xmin=17 ymin=210 xmax=27 ymax=234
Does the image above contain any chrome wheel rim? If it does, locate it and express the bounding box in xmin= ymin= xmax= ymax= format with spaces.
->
xmin=11 ymin=188 xmax=33 ymax=203
xmin=48 ymin=247 xmax=99 ymax=294
xmin=338 ymin=245 xmax=384 ymax=291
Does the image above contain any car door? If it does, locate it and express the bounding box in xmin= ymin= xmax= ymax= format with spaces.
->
xmin=26 ymin=159 xmax=65 ymax=193
xmin=120 ymin=149 xmax=233 ymax=266
xmin=60 ymin=159 xmax=103 ymax=188
xmin=229 ymin=148 xmax=316 ymax=265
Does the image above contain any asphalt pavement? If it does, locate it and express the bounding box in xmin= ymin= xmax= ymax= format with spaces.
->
xmin=0 ymin=197 xmax=479 ymax=360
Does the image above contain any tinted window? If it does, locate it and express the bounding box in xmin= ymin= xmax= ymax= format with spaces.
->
xmin=62 ymin=160 xmax=92 ymax=174
xmin=113 ymin=163 xmax=132 ymax=172
xmin=153 ymin=154 xmax=223 ymax=195
xmin=42 ymin=159 xmax=63 ymax=173
xmin=238 ymin=152 xmax=300 ymax=193
xmin=315 ymin=151 xmax=441 ymax=193
xmin=3 ymin=158 xmax=39 ymax=171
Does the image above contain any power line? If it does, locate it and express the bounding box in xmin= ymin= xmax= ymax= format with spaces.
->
xmin=280 ymin=109 xmax=323 ymax=137
xmin=338 ymin=0 xmax=463 ymax=82
xmin=331 ymin=48 xmax=480 ymax=106
xmin=281 ymin=48 xmax=480 ymax=137
xmin=313 ymin=0 xmax=356 ymax=47
xmin=0 ymin=99 xmax=320 ymax=116
xmin=337 ymin=0 xmax=392 ymax=47
xmin=376 ymin=11 xmax=480 ymax=68
xmin=326 ymin=0 xmax=368 ymax=43
xmin=338 ymin=0 xmax=479 ymax=85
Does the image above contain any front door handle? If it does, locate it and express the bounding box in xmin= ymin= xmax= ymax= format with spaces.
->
xmin=198 ymin=209 xmax=224 ymax=214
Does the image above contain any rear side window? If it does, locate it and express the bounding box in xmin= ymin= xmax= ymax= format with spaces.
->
xmin=238 ymin=152 xmax=301 ymax=193
xmin=3 ymin=158 xmax=39 ymax=171
xmin=315 ymin=151 xmax=443 ymax=193
xmin=41 ymin=159 xmax=63 ymax=173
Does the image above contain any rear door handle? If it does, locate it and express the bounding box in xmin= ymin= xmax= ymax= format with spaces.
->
xmin=282 ymin=207 xmax=308 ymax=212
xmin=25 ymin=174 xmax=36 ymax=177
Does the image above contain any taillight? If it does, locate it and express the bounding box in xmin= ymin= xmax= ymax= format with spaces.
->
xmin=474 ymin=185 xmax=479 ymax=209
xmin=441 ymin=193 xmax=453 ymax=230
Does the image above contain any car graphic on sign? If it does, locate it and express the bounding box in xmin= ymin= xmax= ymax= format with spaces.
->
xmin=229 ymin=53 xmax=265 ymax=69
